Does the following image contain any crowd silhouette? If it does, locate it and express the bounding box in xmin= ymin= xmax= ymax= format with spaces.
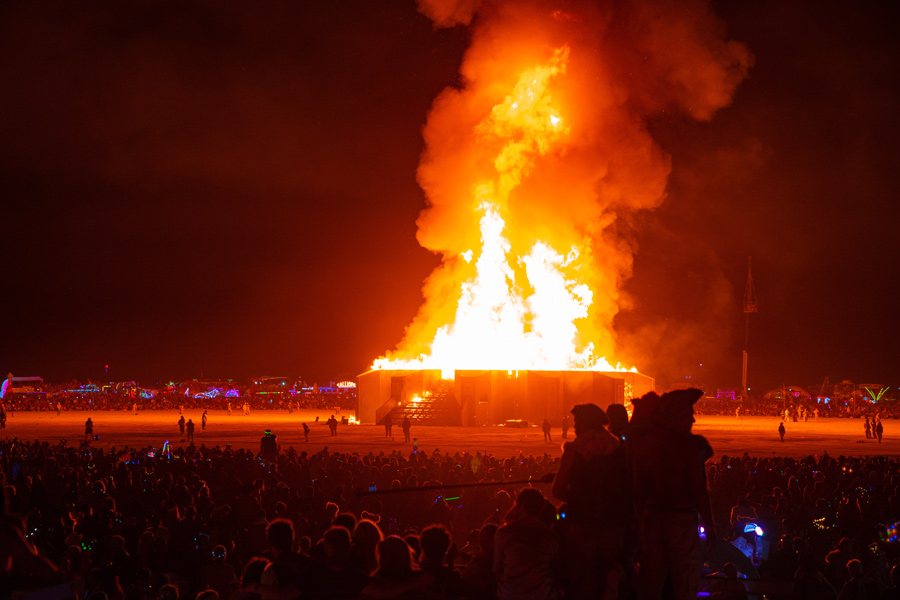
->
xmin=3 ymin=389 xmax=900 ymax=600
xmin=1 ymin=389 xmax=357 ymax=414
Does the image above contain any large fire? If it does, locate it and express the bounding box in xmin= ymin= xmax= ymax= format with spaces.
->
xmin=373 ymin=0 xmax=751 ymax=379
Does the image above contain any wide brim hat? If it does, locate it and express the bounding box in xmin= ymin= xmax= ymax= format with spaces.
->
xmin=570 ymin=403 xmax=608 ymax=431
xmin=631 ymin=391 xmax=661 ymax=423
xmin=658 ymin=388 xmax=703 ymax=424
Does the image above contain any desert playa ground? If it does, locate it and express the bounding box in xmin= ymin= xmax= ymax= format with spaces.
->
xmin=1 ymin=409 xmax=897 ymax=459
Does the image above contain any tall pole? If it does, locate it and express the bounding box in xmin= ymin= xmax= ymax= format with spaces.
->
xmin=742 ymin=257 xmax=758 ymax=399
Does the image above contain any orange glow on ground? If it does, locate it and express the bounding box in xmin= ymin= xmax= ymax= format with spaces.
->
xmin=3 ymin=410 xmax=895 ymax=459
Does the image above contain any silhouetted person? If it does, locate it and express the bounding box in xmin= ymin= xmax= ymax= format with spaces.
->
xmin=839 ymin=559 xmax=880 ymax=600
xmin=728 ymin=495 xmax=757 ymax=533
xmin=383 ymin=414 xmax=393 ymax=438
xmin=304 ymin=525 xmax=370 ymax=597
xmin=361 ymin=536 xmax=434 ymax=599
xmin=178 ymin=415 xmax=186 ymax=436
xmin=199 ymin=545 xmax=236 ymax=600
xmin=0 ymin=408 xmax=5 ymax=429
xmin=254 ymin=518 xmax=311 ymax=598
xmin=84 ymin=417 xmax=93 ymax=439
xmin=876 ymin=419 xmax=884 ymax=443
xmin=552 ymin=403 xmax=627 ymax=600
xmin=542 ymin=419 xmax=552 ymax=442
xmin=631 ymin=389 xmax=716 ymax=600
xmin=883 ymin=565 xmax=900 ymax=600
xmin=419 ymin=524 xmax=463 ymax=598
xmin=302 ymin=422 xmax=310 ymax=442
xmin=824 ymin=538 xmax=854 ymax=592
xmin=202 ymin=410 xmax=208 ymax=430
xmin=327 ymin=415 xmax=338 ymax=436
xmin=864 ymin=417 xmax=872 ymax=439
xmin=461 ymin=524 xmax=497 ymax=600
xmin=793 ymin=556 xmax=838 ymax=600
xmin=260 ymin=429 xmax=278 ymax=461
xmin=159 ymin=583 xmax=179 ymax=600
xmin=402 ymin=416 xmax=412 ymax=442
xmin=561 ymin=415 xmax=569 ymax=440
xmin=778 ymin=422 xmax=785 ymax=443
xmin=0 ymin=483 xmax=60 ymax=586
xmin=493 ymin=488 xmax=560 ymax=600
xmin=186 ymin=419 xmax=195 ymax=444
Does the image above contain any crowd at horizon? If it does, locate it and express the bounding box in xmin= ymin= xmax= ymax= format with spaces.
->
xmin=697 ymin=396 xmax=900 ymax=420
xmin=0 ymin=390 xmax=357 ymax=414
xmin=3 ymin=386 xmax=898 ymax=421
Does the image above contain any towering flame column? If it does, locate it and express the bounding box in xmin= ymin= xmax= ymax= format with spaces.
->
xmin=373 ymin=47 xmax=629 ymax=375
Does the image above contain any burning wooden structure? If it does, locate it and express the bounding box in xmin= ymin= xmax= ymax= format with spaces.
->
xmin=358 ymin=368 xmax=654 ymax=426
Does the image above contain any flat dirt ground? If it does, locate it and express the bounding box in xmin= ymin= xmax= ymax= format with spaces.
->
xmin=1 ymin=409 xmax=897 ymax=459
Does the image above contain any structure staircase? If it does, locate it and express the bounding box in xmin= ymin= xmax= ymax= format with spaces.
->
xmin=387 ymin=387 xmax=461 ymax=426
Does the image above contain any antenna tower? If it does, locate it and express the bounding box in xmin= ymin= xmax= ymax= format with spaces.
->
xmin=742 ymin=257 xmax=758 ymax=398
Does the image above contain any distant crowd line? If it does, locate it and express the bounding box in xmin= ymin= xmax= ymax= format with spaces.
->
xmin=0 ymin=392 xmax=357 ymax=414
xmin=698 ymin=398 xmax=900 ymax=420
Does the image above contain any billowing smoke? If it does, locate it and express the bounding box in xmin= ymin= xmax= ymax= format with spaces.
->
xmin=377 ymin=0 xmax=751 ymax=371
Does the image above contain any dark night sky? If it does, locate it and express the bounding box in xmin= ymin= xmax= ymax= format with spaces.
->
xmin=1 ymin=1 xmax=898 ymax=394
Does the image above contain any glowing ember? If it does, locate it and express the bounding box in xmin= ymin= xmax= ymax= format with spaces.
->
xmin=374 ymin=1 xmax=751 ymax=379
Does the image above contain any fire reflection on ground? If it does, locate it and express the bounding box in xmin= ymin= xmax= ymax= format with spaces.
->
xmin=2 ymin=411 xmax=894 ymax=458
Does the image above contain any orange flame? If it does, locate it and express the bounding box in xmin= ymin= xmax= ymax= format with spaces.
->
xmin=374 ymin=48 xmax=632 ymax=377
xmin=374 ymin=0 xmax=751 ymax=378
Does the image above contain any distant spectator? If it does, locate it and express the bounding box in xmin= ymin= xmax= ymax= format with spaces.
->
xmin=542 ymin=419 xmax=552 ymax=443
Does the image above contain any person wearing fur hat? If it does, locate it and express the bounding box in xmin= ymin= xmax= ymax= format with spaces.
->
xmin=552 ymin=403 xmax=630 ymax=600
xmin=631 ymin=388 xmax=716 ymax=600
